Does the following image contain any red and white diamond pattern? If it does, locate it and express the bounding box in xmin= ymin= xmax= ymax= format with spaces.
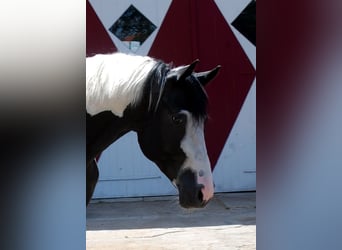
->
xmin=87 ymin=0 xmax=256 ymax=198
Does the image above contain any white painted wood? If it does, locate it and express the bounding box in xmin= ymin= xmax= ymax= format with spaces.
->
xmin=212 ymin=0 xmax=256 ymax=192
xmin=215 ymin=0 xmax=252 ymax=23
xmin=91 ymin=0 xmax=256 ymax=198
xmin=93 ymin=132 xmax=177 ymax=198
xmin=213 ymin=80 xmax=256 ymax=192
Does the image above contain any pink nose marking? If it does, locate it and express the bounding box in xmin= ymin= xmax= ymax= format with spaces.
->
xmin=198 ymin=174 xmax=214 ymax=202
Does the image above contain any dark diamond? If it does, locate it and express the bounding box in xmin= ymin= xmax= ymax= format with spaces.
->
xmin=109 ymin=5 xmax=157 ymax=52
xmin=232 ymin=0 xmax=256 ymax=46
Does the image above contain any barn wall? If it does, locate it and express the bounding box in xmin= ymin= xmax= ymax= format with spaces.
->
xmin=86 ymin=0 xmax=256 ymax=198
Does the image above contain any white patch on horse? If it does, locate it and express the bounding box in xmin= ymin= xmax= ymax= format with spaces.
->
xmin=86 ymin=53 xmax=157 ymax=117
xmin=179 ymin=111 xmax=214 ymax=202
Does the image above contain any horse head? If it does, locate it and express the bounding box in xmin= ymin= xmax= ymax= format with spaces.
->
xmin=137 ymin=60 xmax=220 ymax=208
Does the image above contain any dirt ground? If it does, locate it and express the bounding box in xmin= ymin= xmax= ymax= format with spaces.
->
xmin=86 ymin=192 xmax=256 ymax=250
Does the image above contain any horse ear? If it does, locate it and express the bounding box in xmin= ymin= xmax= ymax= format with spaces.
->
xmin=170 ymin=59 xmax=199 ymax=81
xmin=194 ymin=65 xmax=221 ymax=86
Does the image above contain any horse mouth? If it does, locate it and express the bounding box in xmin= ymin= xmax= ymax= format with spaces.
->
xmin=174 ymin=168 xmax=214 ymax=208
xmin=179 ymin=195 xmax=208 ymax=208
xmin=177 ymin=183 xmax=210 ymax=208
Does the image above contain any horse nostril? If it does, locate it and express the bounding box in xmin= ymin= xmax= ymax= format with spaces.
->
xmin=197 ymin=185 xmax=204 ymax=202
xmin=197 ymin=190 xmax=203 ymax=202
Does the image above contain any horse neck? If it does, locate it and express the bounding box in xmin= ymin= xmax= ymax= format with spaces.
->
xmin=86 ymin=111 xmax=137 ymax=164
xmin=86 ymin=97 xmax=152 ymax=162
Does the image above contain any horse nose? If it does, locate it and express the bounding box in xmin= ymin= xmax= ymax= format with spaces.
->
xmin=177 ymin=168 xmax=213 ymax=208
xmin=197 ymin=174 xmax=215 ymax=202
xmin=178 ymin=183 xmax=206 ymax=208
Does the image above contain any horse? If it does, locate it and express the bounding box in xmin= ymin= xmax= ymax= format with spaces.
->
xmin=86 ymin=53 xmax=220 ymax=208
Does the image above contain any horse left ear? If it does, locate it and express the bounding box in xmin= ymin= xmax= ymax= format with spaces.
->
xmin=194 ymin=65 xmax=221 ymax=86
xmin=170 ymin=59 xmax=199 ymax=81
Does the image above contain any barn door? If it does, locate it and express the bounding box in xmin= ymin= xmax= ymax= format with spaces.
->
xmin=87 ymin=0 xmax=256 ymax=199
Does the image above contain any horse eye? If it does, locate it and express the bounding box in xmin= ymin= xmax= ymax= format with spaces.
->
xmin=171 ymin=114 xmax=185 ymax=125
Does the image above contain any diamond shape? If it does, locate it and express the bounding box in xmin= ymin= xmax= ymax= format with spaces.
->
xmin=231 ymin=0 xmax=256 ymax=46
xmin=109 ymin=5 xmax=157 ymax=52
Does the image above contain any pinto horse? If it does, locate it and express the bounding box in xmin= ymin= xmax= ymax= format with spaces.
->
xmin=86 ymin=53 xmax=220 ymax=208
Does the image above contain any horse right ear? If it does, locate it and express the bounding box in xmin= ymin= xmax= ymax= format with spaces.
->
xmin=169 ymin=59 xmax=199 ymax=81
xmin=194 ymin=65 xmax=221 ymax=86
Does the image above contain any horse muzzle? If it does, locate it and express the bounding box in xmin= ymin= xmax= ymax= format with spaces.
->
xmin=176 ymin=168 xmax=214 ymax=208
